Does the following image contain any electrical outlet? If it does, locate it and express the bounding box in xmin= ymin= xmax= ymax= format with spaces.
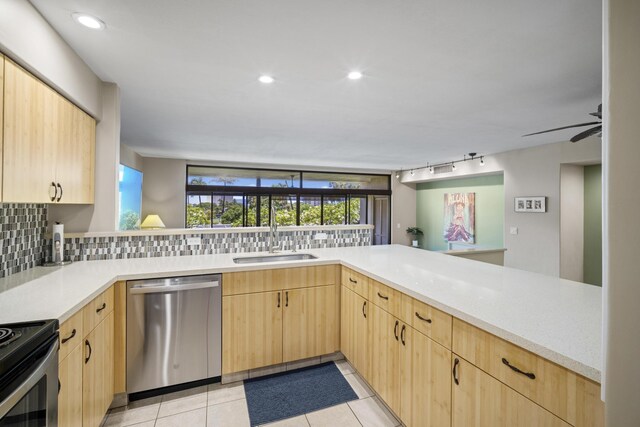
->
xmin=186 ymin=237 xmax=202 ymax=246
xmin=314 ymin=233 xmax=328 ymax=240
xmin=397 ymin=223 xmax=401 ymax=229
xmin=510 ymin=226 xmax=518 ymax=235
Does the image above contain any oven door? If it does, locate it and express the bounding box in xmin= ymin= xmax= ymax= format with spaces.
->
xmin=0 ymin=337 xmax=58 ymax=427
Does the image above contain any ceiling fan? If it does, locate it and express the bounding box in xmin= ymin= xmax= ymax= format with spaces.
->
xmin=523 ymin=104 xmax=602 ymax=143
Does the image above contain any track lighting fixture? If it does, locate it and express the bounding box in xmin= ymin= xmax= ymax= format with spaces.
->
xmin=395 ymin=153 xmax=485 ymax=180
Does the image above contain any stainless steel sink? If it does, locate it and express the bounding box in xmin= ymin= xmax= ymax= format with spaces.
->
xmin=232 ymin=253 xmax=318 ymax=264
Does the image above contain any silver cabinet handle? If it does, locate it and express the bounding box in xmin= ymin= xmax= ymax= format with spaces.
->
xmin=56 ymin=183 xmax=63 ymax=202
xmin=129 ymin=281 xmax=219 ymax=294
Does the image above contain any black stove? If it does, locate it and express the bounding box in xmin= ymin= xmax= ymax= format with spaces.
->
xmin=0 ymin=320 xmax=58 ymax=402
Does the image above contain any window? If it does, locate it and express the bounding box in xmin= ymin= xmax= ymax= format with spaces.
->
xmin=118 ymin=165 xmax=143 ymax=230
xmin=185 ymin=165 xmax=390 ymax=230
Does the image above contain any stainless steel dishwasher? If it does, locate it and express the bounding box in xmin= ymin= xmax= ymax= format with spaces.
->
xmin=126 ymin=274 xmax=221 ymax=394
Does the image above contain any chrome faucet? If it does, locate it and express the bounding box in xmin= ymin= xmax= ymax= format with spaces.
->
xmin=269 ymin=205 xmax=281 ymax=253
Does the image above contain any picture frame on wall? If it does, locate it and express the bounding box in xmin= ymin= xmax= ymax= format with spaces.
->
xmin=515 ymin=196 xmax=546 ymax=213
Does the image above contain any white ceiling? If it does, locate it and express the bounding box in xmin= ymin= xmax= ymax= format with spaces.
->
xmin=31 ymin=0 xmax=602 ymax=171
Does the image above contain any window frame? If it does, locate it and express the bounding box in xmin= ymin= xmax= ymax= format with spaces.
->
xmin=185 ymin=165 xmax=390 ymax=228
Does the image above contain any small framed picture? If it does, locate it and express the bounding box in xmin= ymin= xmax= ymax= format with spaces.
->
xmin=515 ymin=196 xmax=546 ymax=213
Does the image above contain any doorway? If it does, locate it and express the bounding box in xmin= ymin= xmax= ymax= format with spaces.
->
xmin=373 ymin=196 xmax=390 ymax=245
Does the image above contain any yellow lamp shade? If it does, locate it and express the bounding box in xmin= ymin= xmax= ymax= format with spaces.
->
xmin=140 ymin=214 xmax=166 ymax=229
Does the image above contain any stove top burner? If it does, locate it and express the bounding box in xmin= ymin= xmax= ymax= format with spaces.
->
xmin=0 ymin=328 xmax=22 ymax=348
xmin=0 ymin=328 xmax=13 ymax=343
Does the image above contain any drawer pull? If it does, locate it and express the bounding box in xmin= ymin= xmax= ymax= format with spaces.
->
xmin=400 ymin=324 xmax=406 ymax=346
xmin=349 ymin=278 xmax=358 ymax=284
xmin=394 ymin=320 xmax=399 ymax=341
xmin=415 ymin=312 xmax=432 ymax=323
xmin=285 ymin=291 xmax=289 ymax=307
xmin=377 ymin=292 xmax=389 ymax=300
xmin=61 ymin=329 xmax=76 ymax=344
xmin=502 ymin=358 xmax=536 ymax=380
xmin=277 ymin=292 xmax=281 ymax=308
xmin=362 ymin=301 xmax=367 ymax=318
xmin=85 ymin=339 xmax=92 ymax=364
xmin=96 ymin=302 xmax=107 ymax=313
xmin=453 ymin=358 xmax=460 ymax=385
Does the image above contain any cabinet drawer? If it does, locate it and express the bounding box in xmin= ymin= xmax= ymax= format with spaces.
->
xmin=341 ymin=267 xmax=369 ymax=299
xmin=83 ymin=287 xmax=114 ymax=334
xmin=369 ymin=280 xmax=402 ymax=318
xmin=223 ymin=265 xmax=339 ymax=296
xmin=401 ymin=293 xmax=452 ymax=349
xmin=59 ymin=310 xmax=83 ymax=360
xmin=452 ymin=319 xmax=603 ymax=427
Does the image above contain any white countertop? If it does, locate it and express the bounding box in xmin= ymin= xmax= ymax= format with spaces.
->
xmin=0 ymin=245 xmax=602 ymax=383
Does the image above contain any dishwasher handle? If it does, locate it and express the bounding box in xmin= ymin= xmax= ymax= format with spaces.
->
xmin=129 ymin=280 xmax=220 ymax=294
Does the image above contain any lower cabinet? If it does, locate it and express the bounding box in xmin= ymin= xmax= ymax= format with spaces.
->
xmin=369 ymin=304 xmax=402 ymax=414
xmin=283 ymin=285 xmax=338 ymax=362
xmin=368 ymin=302 xmax=452 ymax=427
xmin=83 ymin=311 xmax=115 ymax=427
xmin=57 ymin=288 xmax=115 ymax=427
xmin=340 ymin=286 xmax=371 ymax=382
xmin=222 ymin=290 xmax=284 ymax=373
xmin=222 ymin=285 xmax=338 ymax=374
xmin=452 ymin=357 xmax=571 ymax=427
xmin=58 ymin=344 xmax=83 ymax=427
xmin=400 ymin=327 xmax=452 ymax=427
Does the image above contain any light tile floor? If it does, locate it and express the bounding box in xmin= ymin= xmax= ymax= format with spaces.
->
xmin=104 ymin=360 xmax=400 ymax=427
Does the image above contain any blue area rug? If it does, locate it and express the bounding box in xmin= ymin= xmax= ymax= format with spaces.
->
xmin=244 ymin=362 xmax=358 ymax=426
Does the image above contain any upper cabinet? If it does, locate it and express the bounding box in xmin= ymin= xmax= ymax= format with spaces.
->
xmin=1 ymin=58 xmax=95 ymax=204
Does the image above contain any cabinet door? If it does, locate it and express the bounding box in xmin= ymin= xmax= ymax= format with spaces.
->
xmin=283 ymin=285 xmax=338 ymax=362
xmin=369 ymin=304 xmax=401 ymax=415
xmin=452 ymin=357 xmax=571 ymax=427
xmin=83 ymin=311 xmax=114 ymax=427
xmin=58 ymin=344 xmax=83 ymax=427
xmin=222 ymin=291 xmax=283 ymax=373
xmin=56 ymin=99 xmax=95 ymax=204
xmin=340 ymin=286 xmax=371 ymax=381
xmin=3 ymin=60 xmax=57 ymax=202
xmin=400 ymin=327 xmax=452 ymax=427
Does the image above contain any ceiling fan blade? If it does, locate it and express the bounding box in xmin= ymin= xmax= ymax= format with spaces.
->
xmin=589 ymin=103 xmax=603 ymax=119
xmin=570 ymin=125 xmax=602 ymax=142
xmin=522 ymin=121 xmax=602 ymax=137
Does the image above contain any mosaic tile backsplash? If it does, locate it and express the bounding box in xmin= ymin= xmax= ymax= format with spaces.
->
xmin=57 ymin=228 xmax=372 ymax=261
xmin=0 ymin=204 xmax=48 ymax=278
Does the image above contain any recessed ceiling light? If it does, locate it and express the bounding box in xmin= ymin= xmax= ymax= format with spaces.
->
xmin=347 ymin=71 xmax=363 ymax=80
xmin=258 ymin=75 xmax=274 ymax=84
xmin=72 ymin=13 xmax=105 ymax=30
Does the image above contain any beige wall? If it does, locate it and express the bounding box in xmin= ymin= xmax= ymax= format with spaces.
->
xmin=400 ymin=138 xmax=601 ymax=276
xmin=391 ymin=179 xmax=417 ymax=245
xmin=120 ymin=144 xmax=144 ymax=172
xmin=0 ymin=0 xmax=102 ymax=117
xmin=559 ymin=164 xmax=584 ymax=282
xmin=141 ymin=157 xmax=187 ymax=228
xmin=603 ymin=0 xmax=640 ymax=424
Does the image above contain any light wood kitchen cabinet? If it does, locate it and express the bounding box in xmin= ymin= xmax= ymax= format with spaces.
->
xmin=340 ymin=286 xmax=371 ymax=382
xmin=58 ymin=343 xmax=83 ymax=427
xmin=452 ymin=356 xmax=571 ymax=427
xmin=400 ymin=326 xmax=452 ymax=427
xmin=0 ymin=55 xmax=4 ymax=197
xmin=2 ymin=59 xmax=95 ymax=204
xmin=83 ymin=311 xmax=114 ymax=427
xmin=369 ymin=303 xmax=402 ymax=415
xmin=283 ymin=285 xmax=338 ymax=362
xmin=222 ymin=291 xmax=284 ymax=373
xmin=222 ymin=267 xmax=339 ymax=374
xmin=453 ymin=319 xmax=604 ymax=427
